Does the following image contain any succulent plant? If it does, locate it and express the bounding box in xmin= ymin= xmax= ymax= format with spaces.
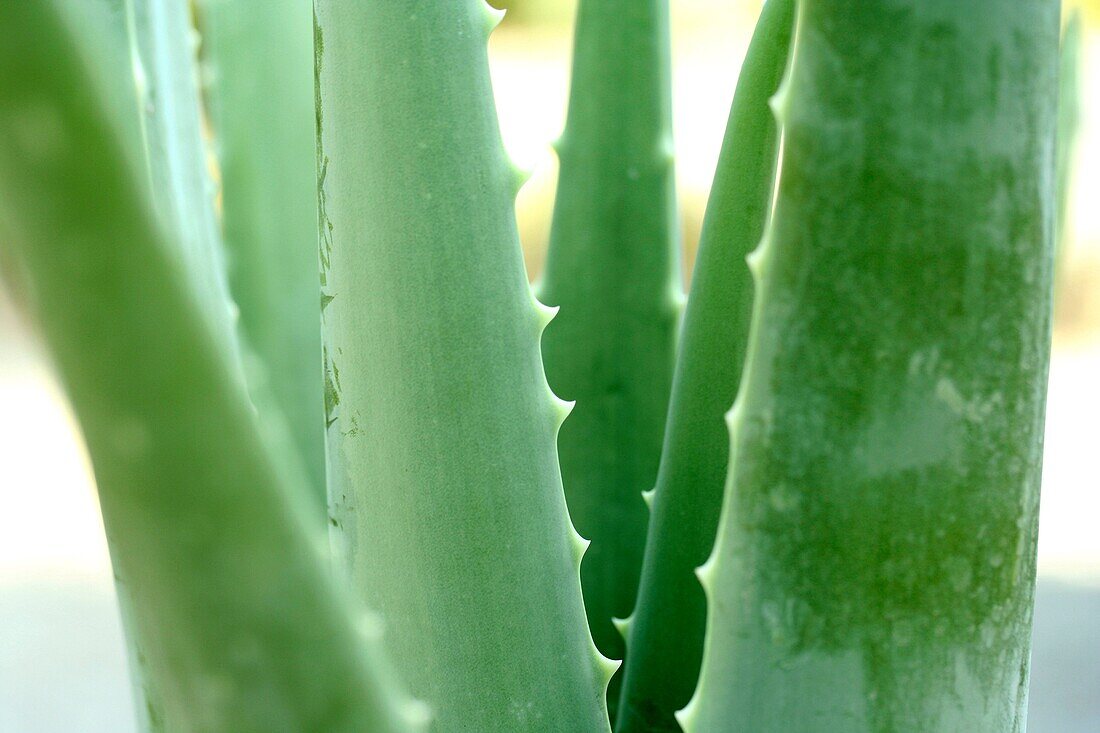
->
xmin=0 ymin=0 xmax=1067 ymax=731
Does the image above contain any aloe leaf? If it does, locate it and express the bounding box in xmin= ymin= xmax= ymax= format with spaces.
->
xmin=197 ymin=0 xmax=325 ymax=503
xmin=35 ymin=6 xmax=163 ymax=728
xmin=614 ymin=1 xmax=795 ymax=730
xmin=127 ymin=0 xmax=238 ymax=356
xmin=54 ymin=2 xmax=239 ymax=727
xmin=537 ymin=1 xmax=681 ymax=704
xmin=682 ymin=1 xmax=1060 ymax=731
xmin=1055 ymin=9 xmax=1083 ymax=269
xmin=56 ymin=1 xmax=144 ymax=170
xmin=0 ymin=3 xmax=424 ymax=731
xmin=314 ymin=2 xmax=613 ymax=730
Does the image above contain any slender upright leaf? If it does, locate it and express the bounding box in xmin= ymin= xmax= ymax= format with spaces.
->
xmin=60 ymin=1 xmax=242 ymax=725
xmin=538 ymin=3 xmax=681 ymax=707
xmin=128 ymin=0 xmax=238 ymax=354
xmin=198 ymin=0 xmax=325 ymax=503
xmin=616 ymin=2 xmax=795 ymax=730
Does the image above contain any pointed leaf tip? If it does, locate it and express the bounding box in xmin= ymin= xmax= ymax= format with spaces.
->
xmin=596 ymin=650 xmax=622 ymax=684
xmin=481 ymin=3 xmax=506 ymax=36
xmin=675 ymin=695 xmax=699 ymax=733
xmin=768 ymin=79 xmax=792 ymax=122
xmin=508 ymin=159 xmax=532 ymax=196
xmin=553 ymin=396 xmax=576 ymax=428
xmin=568 ymin=526 xmax=592 ymax=567
xmin=724 ymin=400 xmax=745 ymax=430
xmin=745 ymin=245 xmax=766 ymax=280
xmin=611 ymin=614 xmax=633 ymax=641
xmin=534 ymin=299 xmax=559 ymax=331
xmin=694 ymin=554 xmax=717 ymax=594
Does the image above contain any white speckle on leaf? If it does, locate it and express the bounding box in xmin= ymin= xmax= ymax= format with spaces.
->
xmin=935 ymin=378 xmax=1001 ymax=422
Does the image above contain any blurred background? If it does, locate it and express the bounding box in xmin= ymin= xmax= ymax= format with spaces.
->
xmin=2 ymin=0 xmax=1098 ymax=730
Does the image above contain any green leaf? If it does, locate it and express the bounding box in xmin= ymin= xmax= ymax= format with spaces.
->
xmin=615 ymin=1 xmax=795 ymax=730
xmin=128 ymin=0 xmax=239 ymax=356
xmin=0 ymin=3 xmax=424 ymax=731
xmin=314 ymin=1 xmax=613 ymax=729
xmin=537 ymin=0 xmax=681 ymax=711
xmin=684 ymin=1 xmax=1060 ymax=730
xmin=198 ymin=0 xmax=326 ymax=505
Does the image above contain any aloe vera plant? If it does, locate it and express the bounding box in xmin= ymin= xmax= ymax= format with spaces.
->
xmin=0 ymin=0 xmax=1065 ymax=732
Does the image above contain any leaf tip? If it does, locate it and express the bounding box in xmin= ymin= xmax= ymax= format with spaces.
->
xmin=745 ymin=245 xmax=767 ymax=281
xmin=569 ymin=526 xmax=591 ymax=565
xmin=533 ymin=298 xmax=559 ymax=333
xmin=507 ymin=158 xmax=532 ymax=197
xmin=675 ymin=693 xmax=700 ymax=733
xmin=481 ymin=3 xmax=506 ymax=37
xmin=553 ymin=396 xmax=576 ymax=429
xmin=596 ymin=648 xmax=621 ymax=686
xmin=768 ymin=79 xmax=791 ymax=123
xmin=695 ymin=553 xmax=718 ymax=595
xmin=611 ymin=613 xmax=633 ymax=642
